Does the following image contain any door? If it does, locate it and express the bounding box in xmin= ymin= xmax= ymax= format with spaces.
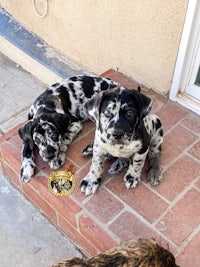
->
xmin=170 ymin=0 xmax=200 ymax=115
xmin=185 ymin=46 xmax=200 ymax=100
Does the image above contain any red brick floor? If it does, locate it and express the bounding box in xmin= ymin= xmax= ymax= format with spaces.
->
xmin=1 ymin=69 xmax=200 ymax=266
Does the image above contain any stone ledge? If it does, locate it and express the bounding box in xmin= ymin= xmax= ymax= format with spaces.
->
xmin=0 ymin=8 xmax=91 ymax=85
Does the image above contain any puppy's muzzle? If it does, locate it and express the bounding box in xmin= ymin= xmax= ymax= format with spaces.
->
xmin=113 ymin=128 xmax=124 ymax=139
xmin=45 ymin=145 xmax=56 ymax=160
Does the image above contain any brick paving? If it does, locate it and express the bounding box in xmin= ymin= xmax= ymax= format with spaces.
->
xmin=0 ymin=69 xmax=200 ymax=266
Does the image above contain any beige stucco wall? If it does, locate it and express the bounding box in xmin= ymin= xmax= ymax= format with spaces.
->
xmin=0 ymin=0 xmax=188 ymax=95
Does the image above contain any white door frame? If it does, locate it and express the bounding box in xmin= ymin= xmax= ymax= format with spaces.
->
xmin=170 ymin=0 xmax=200 ymax=115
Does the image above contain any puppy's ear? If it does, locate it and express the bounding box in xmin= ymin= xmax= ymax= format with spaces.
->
xmin=139 ymin=93 xmax=153 ymax=118
xmin=18 ymin=121 xmax=35 ymax=150
xmin=131 ymin=89 xmax=153 ymax=119
xmin=50 ymin=113 xmax=71 ymax=135
xmin=84 ymin=91 xmax=105 ymax=123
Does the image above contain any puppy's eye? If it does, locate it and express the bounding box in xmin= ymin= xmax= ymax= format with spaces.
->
xmin=34 ymin=136 xmax=41 ymax=145
xmin=104 ymin=109 xmax=111 ymax=117
xmin=51 ymin=133 xmax=59 ymax=141
xmin=126 ymin=109 xmax=135 ymax=118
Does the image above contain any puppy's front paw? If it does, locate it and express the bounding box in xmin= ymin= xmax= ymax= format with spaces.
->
xmin=21 ymin=160 xmax=35 ymax=183
xmin=80 ymin=175 xmax=101 ymax=196
xmin=147 ymin=168 xmax=162 ymax=186
xmin=124 ymin=173 xmax=141 ymax=189
xmin=49 ymin=153 xmax=65 ymax=169
xmin=108 ymin=158 xmax=128 ymax=176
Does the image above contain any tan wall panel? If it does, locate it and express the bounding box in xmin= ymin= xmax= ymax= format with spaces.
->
xmin=0 ymin=0 xmax=188 ymax=94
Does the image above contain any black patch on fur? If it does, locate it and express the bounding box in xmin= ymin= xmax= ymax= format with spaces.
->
xmin=69 ymin=76 xmax=78 ymax=82
xmin=35 ymin=92 xmax=57 ymax=111
xmin=28 ymin=113 xmax=33 ymax=120
xmin=94 ymin=178 xmax=101 ymax=185
xmin=51 ymin=83 xmax=59 ymax=87
xmin=81 ymin=76 xmax=95 ymax=98
xmin=68 ymin=83 xmax=76 ymax=98
xmin=100 ymin=137 xmax=106 ymax=143
xmin=100 ymin=81 xmax=109 ymax=90
xmin=138 ymin=145 xmax=149 ymax=154
xmin=58 ymin=85 xmax=71 ymax=114
xmin=22 ymin=143 xmax=34 ymax=158
xmin=155 ymin=118 xmax=162 ymax=130
xmin=80 ymin=180 xmax=88 ymax=187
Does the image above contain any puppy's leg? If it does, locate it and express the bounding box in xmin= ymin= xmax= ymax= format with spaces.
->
xmin=18 ymin=121 xmax=35 ymax=183
xmin=124 ymin=148 xmax=148 ymax=189
xmin=80 ymin=142 xmax=106 ymax=195
xmin=20 ymin=142 xmax=35 ymax=183
xmin=82 ymin=142 xmax=94 ymax=156
xmin=82 ymin=144 xmax=128 ymax=176
xmin=49 ymin=121 xmax=82 ymax=169
xmin=147 ymin=115 xmax=163 ymax=186
xmin=82 ymin=142 xmax=115 ymax=161
xmin=108 ymin=158 xmax=129 ymax=176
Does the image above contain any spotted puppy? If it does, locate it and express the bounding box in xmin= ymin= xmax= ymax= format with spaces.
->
xmin=51 ymin=238 xmax=180 ymax=267
xmin=80 ymin=87 xmax=163 ymax=195
xmin=18 ymin=76 xmax=119 ymax=183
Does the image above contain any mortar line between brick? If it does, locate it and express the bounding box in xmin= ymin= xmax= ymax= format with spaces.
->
xmin=3 ymin=159 xmax=22 ymax=183
xmin=163 ymin=116 xmax=188 ymax=136
xmin=106 ymin=208 xmax=126 ymax=226
xmin=179 ymin=120 xmax=200 ymax=138
xmin=161 ymin=133 xmax=200 ymax=171
xmin=142 ymin=182 xmax=171 ymax=204
xmin=104 ymin=186 xmax=166 ymax=231
xmin=153 ymin=129 xmax=199 ymax=173
xmin=72 ymin=126 xmax=95 ymax=144
xmin=184 ymin=139 xmax=200 ymax=156
xmin=176 ymin=224 xmax=200 ymax=256
xmin=185 ymin=151 xmax=200 ymax=165
xmin=56 ymin=212 xmax=95 ymax=255
xmin=104 ymin=185 xmax=194 ymax=252
xmin=65 ymin=157 xmax=82 ymax=169
xmin=194 ymin=185 xmax=200 ymax=192
xmin=120 ymin=200 xmax=179 ymax=251
xmin=75 ymin=205 xmax=121 ymax=244
xmin=161 ymin=149 xmax=199 ymax=173
xmin=152 ymin=177 xmax=200 ymax=228
xmin=72 ymin=161 xmax=91 ymax=179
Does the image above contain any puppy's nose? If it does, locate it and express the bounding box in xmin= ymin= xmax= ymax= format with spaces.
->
xmin=47 ymin=145 xmax=56 ymax=154
xmin=46 ymin=146 xmax=56 ymax=159
xmin=113 ymin=129 xmax=124 ymax=139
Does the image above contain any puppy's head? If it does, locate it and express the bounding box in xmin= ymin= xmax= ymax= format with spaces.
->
xmin=19 ymin=113 xmax=71 ymax=163
xmin=85 ymin=86 xmax=152 ymax=145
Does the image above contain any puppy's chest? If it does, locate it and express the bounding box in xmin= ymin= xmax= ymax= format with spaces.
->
xmin=99 ymin=138 xmax=143 ymax=158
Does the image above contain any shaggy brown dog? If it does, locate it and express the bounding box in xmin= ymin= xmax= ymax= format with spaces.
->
xmin=51 ymin=238 xmax=180 ymax=267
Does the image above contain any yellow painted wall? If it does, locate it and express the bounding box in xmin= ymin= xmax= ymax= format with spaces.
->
xmin=0 ymin=0 xmax=188 ymax=95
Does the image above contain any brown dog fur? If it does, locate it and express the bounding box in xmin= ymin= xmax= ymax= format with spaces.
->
xmin=51 ymin=238 xmax=180 ymax=267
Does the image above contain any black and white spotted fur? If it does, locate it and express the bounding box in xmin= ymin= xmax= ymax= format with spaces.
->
xmin=18 ymin=76 xmax=120 ymax=183
xmin=80 ymin=87 xmax=163 ymax=195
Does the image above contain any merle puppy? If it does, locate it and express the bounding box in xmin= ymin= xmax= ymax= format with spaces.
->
xmin=80 ymin=87 xmax=163 ymax=195
xmin=18 ymin=76 xmax=119 ymax=183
